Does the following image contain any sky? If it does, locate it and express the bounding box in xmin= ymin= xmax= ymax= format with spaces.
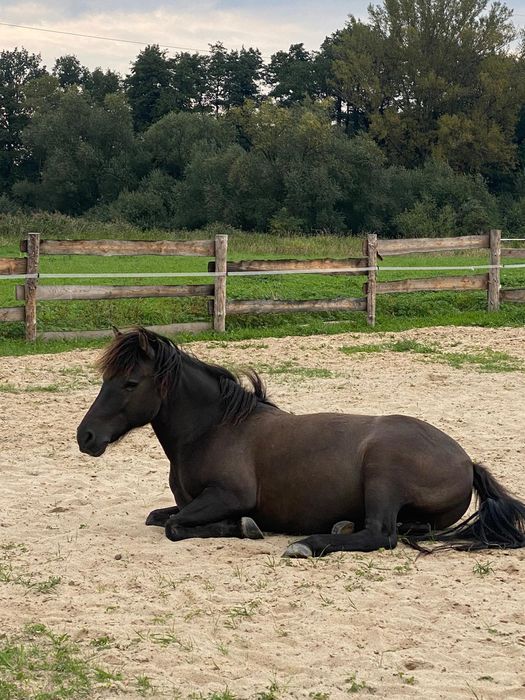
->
xmin=2 ymin=0 xmax=525 ymax=75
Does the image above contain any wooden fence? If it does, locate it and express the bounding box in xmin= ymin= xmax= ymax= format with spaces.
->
xmin=1 ymin=229 xmax=524 ymax=341
xmin=365 ymin=230 xmax=504 ymax=318
xmin=0 ymin=233 xmax=228 ymax=341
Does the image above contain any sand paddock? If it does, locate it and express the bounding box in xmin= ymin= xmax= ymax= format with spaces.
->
xmin=0 ymin=326 xmax=524 ymax=699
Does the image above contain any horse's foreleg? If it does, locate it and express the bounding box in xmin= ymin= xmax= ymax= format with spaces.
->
xmin=165 ymin=517 xmax=263 ymax=541
xmin=283 ymin=479 xmax=399 ymax=558
xmin=145 ymin=505 xmax=180 ymax=526
xmin=165 ymin=485 xmax=257 ymax=541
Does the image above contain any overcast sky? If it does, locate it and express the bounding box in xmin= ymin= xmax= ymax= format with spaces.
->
xmin=2 ymin=0 xmax=525 ymax=75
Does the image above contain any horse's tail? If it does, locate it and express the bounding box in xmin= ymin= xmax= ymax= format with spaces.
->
xmin=409 ymin=462 xmax=525 ymax=551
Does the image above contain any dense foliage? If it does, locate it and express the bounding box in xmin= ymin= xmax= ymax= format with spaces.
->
xmin=2 ymin=0 xmax=525 ymax=236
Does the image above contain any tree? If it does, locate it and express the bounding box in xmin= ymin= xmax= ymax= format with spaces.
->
xmin=363 ymin=0 xmax=519 ymax=173
xmin=223 ymin=47 xmax=263 ymax=107
xmin=0 ymin=48 xmax=47 ymax=191
xmin=205 ymin=42 xmax=229 ymax=115
xmin=15 ymin=90 xmax=135 ymax=213
xmin=266 ymin=44 xmax=320 ymax=105
xmin=126 ymin=45 xmax=174 ymax=130
xmin=170 ymin=52 xmax=209 ymax=112
xmin=53 ymin=54 xmax=88 ymax=88
xmin=84 ymin=68 xmax=122 ymax=103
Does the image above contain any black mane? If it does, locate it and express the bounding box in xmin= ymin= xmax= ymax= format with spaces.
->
xmin=98 ymin=327 xmax=275 ymax=424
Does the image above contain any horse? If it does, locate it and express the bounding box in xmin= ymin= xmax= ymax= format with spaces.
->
xmin=76 ymin=327 xmax=525 ymax=557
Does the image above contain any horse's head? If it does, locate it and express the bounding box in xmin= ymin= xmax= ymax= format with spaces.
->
xmin=77 ymin=328 xmax=177 ymax=457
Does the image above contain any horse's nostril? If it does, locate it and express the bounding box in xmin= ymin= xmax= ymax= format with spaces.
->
xmin=78 ymin=428 xmax=95 ymax=448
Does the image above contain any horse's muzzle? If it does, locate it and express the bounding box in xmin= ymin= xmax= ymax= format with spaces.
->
xmin=77 ymin=426 xmax=109 ymax=457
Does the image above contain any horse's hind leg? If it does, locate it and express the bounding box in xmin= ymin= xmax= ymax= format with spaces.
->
xmin=283 ymin=480 xmax=399 ymax=558
xmin=165 ymin=517 xmax=264 ymax=542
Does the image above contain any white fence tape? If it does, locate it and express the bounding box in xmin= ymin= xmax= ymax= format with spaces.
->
xmin=2 ymin=262 xmax=525 ymax=281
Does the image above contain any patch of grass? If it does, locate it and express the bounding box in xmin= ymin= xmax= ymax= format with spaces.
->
xmin=340 ymin=340 xmax=436 ymax=357
xmin=394 ymin=671 xmax=416 ymax=685
xmin=345 ymin=672 xmax=375 ymax=694
xmin=224 ymin=600 xmax=260 ymax=629
xmin=388 ymin=339 xmax=436 ymax=353
xmin=473 ymin=561 xmax=494 ymax=577
xmin=339 ymin=343 xmax=385 ymax=355
xmin=0 ymin=562 xmax=61 ymax=594
xmin=0 ymin=623 xmax=123 ymax=699
xmin=441 ymin=349 xmax=523 ymax=372
xmin=0 ymin=383 xmax=62 ymax=394
xmin=136 ymin=674 xmax=154 ymax=696
xmin=259 ymin=362 xmax=334 ymax=379
xmin=189 ymin=691 xmax=238 ymax=700
xmin=255 ymin=681 xmax=280 ymax=700
xmin=340 ymin=341 xmax=523 ymax=374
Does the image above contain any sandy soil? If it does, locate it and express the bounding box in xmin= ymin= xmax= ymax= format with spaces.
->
xmin=0 ymin=326 xmax=524 ymax=699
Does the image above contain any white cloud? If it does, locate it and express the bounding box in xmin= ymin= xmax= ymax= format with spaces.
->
xmin=1 ymin=0 xmax=362 ymax=73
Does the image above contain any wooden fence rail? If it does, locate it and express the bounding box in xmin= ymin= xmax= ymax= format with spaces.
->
xmin=1 ymin=230 xmax=524 ymax=340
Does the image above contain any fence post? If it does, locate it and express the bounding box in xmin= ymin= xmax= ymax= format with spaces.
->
xmin=25 ymin=232 xmax=40 ymax=342
xmin=488 ymin=229 xmax=501 ymax=312
xmin=213 ymin=234 xmax=228 ymax=332
xmin=366 ymin=233 xmax=378 ymax=326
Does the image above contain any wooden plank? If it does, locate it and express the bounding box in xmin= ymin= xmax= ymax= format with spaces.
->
xmin=16 ymin=284 xmax=214 ymax=301
xmin=501 ymin=248 xmax=525 ymax=258
xmin=20 ymin=238 xmax=215 ymax=257
xmin=213 ymin=234 xmax=228 ymax=332
xmin=24 ymin=233 xmax=40 ymax=342
xmin=372 ymin=274 xmax=488 ymax=294
xmin=0 ymin=307 xmax=24 ymax=322
xmin=501 ymin=289 xmax=525 ymax=303
xmin=372 ymin=235 xmax=489 ymax=256
xmin=488 ymin=229 xmax=501 ymax=312
xmin=39 ymin=322 xmax=212 ymax=341
xmin=208 ymin=257 xmax=368 ymax=274
xmin=224 ymin=298 xmax=367 ymax=315
xmin=0 ymin=258 xmax=26 ymax=275
xmin=366 ymin=233 xmax=377 ymax=326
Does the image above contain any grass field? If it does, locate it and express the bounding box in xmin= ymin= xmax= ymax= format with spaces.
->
xmin=1 ymin=214 xmax=524 ymax=356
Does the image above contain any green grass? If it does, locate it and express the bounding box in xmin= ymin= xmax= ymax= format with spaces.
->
xmin=0 ymin=623 xmax=122 ymax=699
xmin=1 ymin=217 xmax=524 ymax=356
xmin=340 ymin=341 xmax=523 ymax=373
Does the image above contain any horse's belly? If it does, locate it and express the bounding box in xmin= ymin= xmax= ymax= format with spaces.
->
xmin=254 ymin=459 xmax=364 ymax=535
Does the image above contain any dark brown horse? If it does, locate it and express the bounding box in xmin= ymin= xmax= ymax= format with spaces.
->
xmin=77 ymin=328 xmax=525 ymax=557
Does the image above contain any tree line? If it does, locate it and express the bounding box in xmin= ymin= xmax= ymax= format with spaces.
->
xmin=2 ymin=0 xmax=525 ymax=236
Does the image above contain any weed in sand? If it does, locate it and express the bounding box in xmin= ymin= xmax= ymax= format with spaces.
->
xmin=473 ymin=561 xmax=494 ymax=577
xmin=345 ymin=672 xmax=375 ymax=694
xmin=136 ymin=674 xmax=154 ymax=696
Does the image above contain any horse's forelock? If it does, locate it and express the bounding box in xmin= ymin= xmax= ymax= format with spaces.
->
xmin=96 ymin=328 xmax=178 ymax=389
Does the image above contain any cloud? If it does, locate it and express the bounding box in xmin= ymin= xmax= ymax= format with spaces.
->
xmin=1 ymin=0 xmax=365 ymax=73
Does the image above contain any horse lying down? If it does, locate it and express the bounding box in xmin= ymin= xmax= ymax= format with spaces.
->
xmin=77 ymin=327 xmax=525 ymax=557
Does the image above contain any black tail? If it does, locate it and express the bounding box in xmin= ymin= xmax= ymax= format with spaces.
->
xmin=407 ymin=462 xmax=525 ymax=552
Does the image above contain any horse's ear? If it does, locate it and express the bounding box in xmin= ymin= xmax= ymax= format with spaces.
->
xmin=138 ymin=329 xmax=155 ymax=359
xmin=111 ymin=325 xmax=122 ymax=338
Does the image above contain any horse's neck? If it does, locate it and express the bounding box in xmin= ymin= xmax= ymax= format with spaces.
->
xmin=151 ymin=360 xmax=223 ymax=460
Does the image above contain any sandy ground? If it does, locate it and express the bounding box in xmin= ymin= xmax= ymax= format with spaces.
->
xmin=0 ymin=325 xmax=524 ymax=699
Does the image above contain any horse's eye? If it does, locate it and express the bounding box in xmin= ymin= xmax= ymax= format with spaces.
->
xmin=124 ymin=379 xmax=139 ymax=391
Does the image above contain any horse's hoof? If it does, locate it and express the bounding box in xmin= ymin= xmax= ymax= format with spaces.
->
xmin=331 ymin=520 xmax=355 ymax=535
xmin=282 ymin=542 xmax=313 ymax=558
xmin=241 ymin=517 xmax=264 ymax=540
xmin=145 ymin=511 xmax=157 ymax=526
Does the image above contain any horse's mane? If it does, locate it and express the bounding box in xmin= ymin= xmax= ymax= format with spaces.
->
xmin=97 ymin=327 xmax=275 ymax=425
